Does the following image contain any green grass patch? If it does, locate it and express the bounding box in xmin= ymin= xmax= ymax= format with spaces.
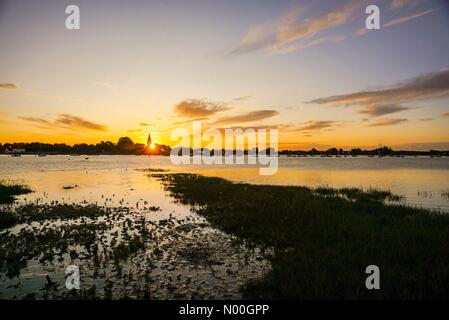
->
xmin=154 ymin=173 xmax=449 ymax=299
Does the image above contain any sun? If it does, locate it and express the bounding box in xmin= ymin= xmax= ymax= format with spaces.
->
xmin=149 ymin=143 xmax=155 ymax=150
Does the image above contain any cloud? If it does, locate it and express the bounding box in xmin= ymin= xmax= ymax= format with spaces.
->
xmin=230 ymin=1 xmax=364 ymax=55
xmin=127 ymin=129 xmax=143 ymax=133
xmin=355 ymin=6 xmax=436 ymax=37
xmin=173 ymin=117 xmax=210 ymax=126
xmin=233 ymin=95 xmax=253 ymax=102
xmin=272 ymin=35 xmax=346 ymax=54
xmin=230 ymin=21 xmax=278 ymax=56
xmin=55 ymin=114 xmax=107 ymax=131
xmin=356 ymin=104 xmax=410 ymax=117
xmin=441 ymin=112 xmax=449 ymax=117
xmin=275 ymin=2 xmax=361 ymax=48
xmin=139 ymin=122 xmax=154 ymax=126
xmin=214 ymin=124 xmax=283 ymax=134
xmin=367 ymin=118 xmax=408 ymax=127
xmin=18 ymin=116 xmax=51 ymax=125
xmin=310 ymin=68 xmax=449 ymax=107
xmin=355 ymin=27 xmax=369 ymax=36
xmin=383 ymin=9 xmax=438 ymax=28
xmin=19 ymin=114 xmax=107 ymax=131
xmin=174 ymin=99 xmax=230 ymax=117
xmin=213 ymin=110 xmax=279 ymax=125
xmin=419 ymin=118 xmax=434 ymax=122
xmin=0 ymin=83 xmax=19 ymax=89
xmin=295 ymin=120 xmax=341 ymax=132
xmin=390 ymin=0 xmax=421 ymax=10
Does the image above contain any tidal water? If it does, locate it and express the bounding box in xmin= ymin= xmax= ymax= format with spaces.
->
xmin=1 ymin=154 xmax=449 ymax=299
xmin=1 ymin=154 xmax=448 ymax=211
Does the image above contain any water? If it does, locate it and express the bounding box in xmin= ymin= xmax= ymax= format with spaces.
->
xmin=0 ymin=154 xmax=272 ymax=299
xmin=1 ymin=154 xmax=448 ymax=299
xmin=1 ymin=154 xmax=448 ymax=211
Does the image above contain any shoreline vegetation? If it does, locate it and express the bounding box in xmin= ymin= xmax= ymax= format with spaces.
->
xmin=0 ymin=179 xmax=269 ymax=299
xmin=1 ymin=140 xmax=449 ymax=157
xmin=0 ymin=181 xmax=32 ymax=205
xmin=1 ymin=173 xmax=449 ymax=299
xmin=152 ymin=173 xmax=449 ymax=299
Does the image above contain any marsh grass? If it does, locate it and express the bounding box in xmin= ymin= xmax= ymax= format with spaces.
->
xmin=0 ymin=201 xmax=267 ymax=299
xmin=0 ymin=181 xmax=32 ymax=204
xmin=136 ymin=168 xmax=168 ymax=173
xmin=153 ymin=173 xmax=449 ymax=299
xmin=0 ymin=203 xmax=114 ymax=229
xmin=315 ymin=186 xmax=404 ymax=202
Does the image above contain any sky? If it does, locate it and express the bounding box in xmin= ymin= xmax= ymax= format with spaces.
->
xmin=0 ymin=0 xmax=449 ymax=150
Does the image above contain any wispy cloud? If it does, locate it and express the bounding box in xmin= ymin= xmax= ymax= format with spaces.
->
xmin=275 ymin=2 xmax=361 ymax=49
xmin=18 ymin=114 xmax=107 ymax=131
xmin=0 ymin=83 xmax=19 ymax=89
xmin=272 ymin=35 xmax=346 ymax=54
xmin=310 ymin=68 xmax=449 ymax=107
xmin=356 ymin=104 xmax=410 ymax=117
xmin=18 ymin=116 xmax=51 ymax=126
xmin=174 ymin=99 xmax=230 ymax=117
xmin=441 ymin=112 xmax=449 ymax=117
xmin=230 ymin=1 xmax=364 ymax=56
xmin=383 ymin=8 xmax=438 ymax=28
xmin=233 ymin=95 xmax=252 ymax=102
xmin=295 ymin=120 xmax=342 ymax=133
xmin=173 ymin=117 xmax=210 ymax=126
xmin=215 ymin=124 xmax=283 ymax=133
xmin=355 ymin=26 xmax=369 ymax=37
xmin=367 ymin=118 xmax=408 ymax=127
xmin=139 ymin=122 xmax=154 ymax=127
xmin=55 ymin=114 xmax=107 ymax=131
xmin=213 ymin=110 xmax=279 ymax=125
xmin=390 ymin=0 xmax=421 ymax=10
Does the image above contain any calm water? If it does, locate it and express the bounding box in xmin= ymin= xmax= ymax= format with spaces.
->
xmin=0 ymin=154 xmax=273 ymax=299
xmin=1 ymin=154 xmax=449 ymax=299
xmin=1 ymin=154 xmax=449 ymax=211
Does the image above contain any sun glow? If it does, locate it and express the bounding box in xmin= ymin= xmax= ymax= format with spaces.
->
xmin=149 ymin=143 xmax=155 ymax=150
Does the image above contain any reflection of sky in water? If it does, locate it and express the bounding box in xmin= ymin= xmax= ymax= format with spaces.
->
xmin=0 ymin=155 xmax=448 ymax=211
xmin=3 ymin=168 xmax=191 ymax=221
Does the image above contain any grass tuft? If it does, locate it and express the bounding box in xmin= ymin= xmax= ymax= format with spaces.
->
xmin=0 ymin=181 xmax=32 ymax=204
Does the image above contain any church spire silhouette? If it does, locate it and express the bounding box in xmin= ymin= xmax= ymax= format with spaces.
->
xmin=146 ymin=133 xmax=152 ymax=148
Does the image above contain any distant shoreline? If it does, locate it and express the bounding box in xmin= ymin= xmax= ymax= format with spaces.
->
xmin=1 ymin=150 xmax=449 ymax=157
xmin=1 ymin=139 xmax=449 ymax=157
